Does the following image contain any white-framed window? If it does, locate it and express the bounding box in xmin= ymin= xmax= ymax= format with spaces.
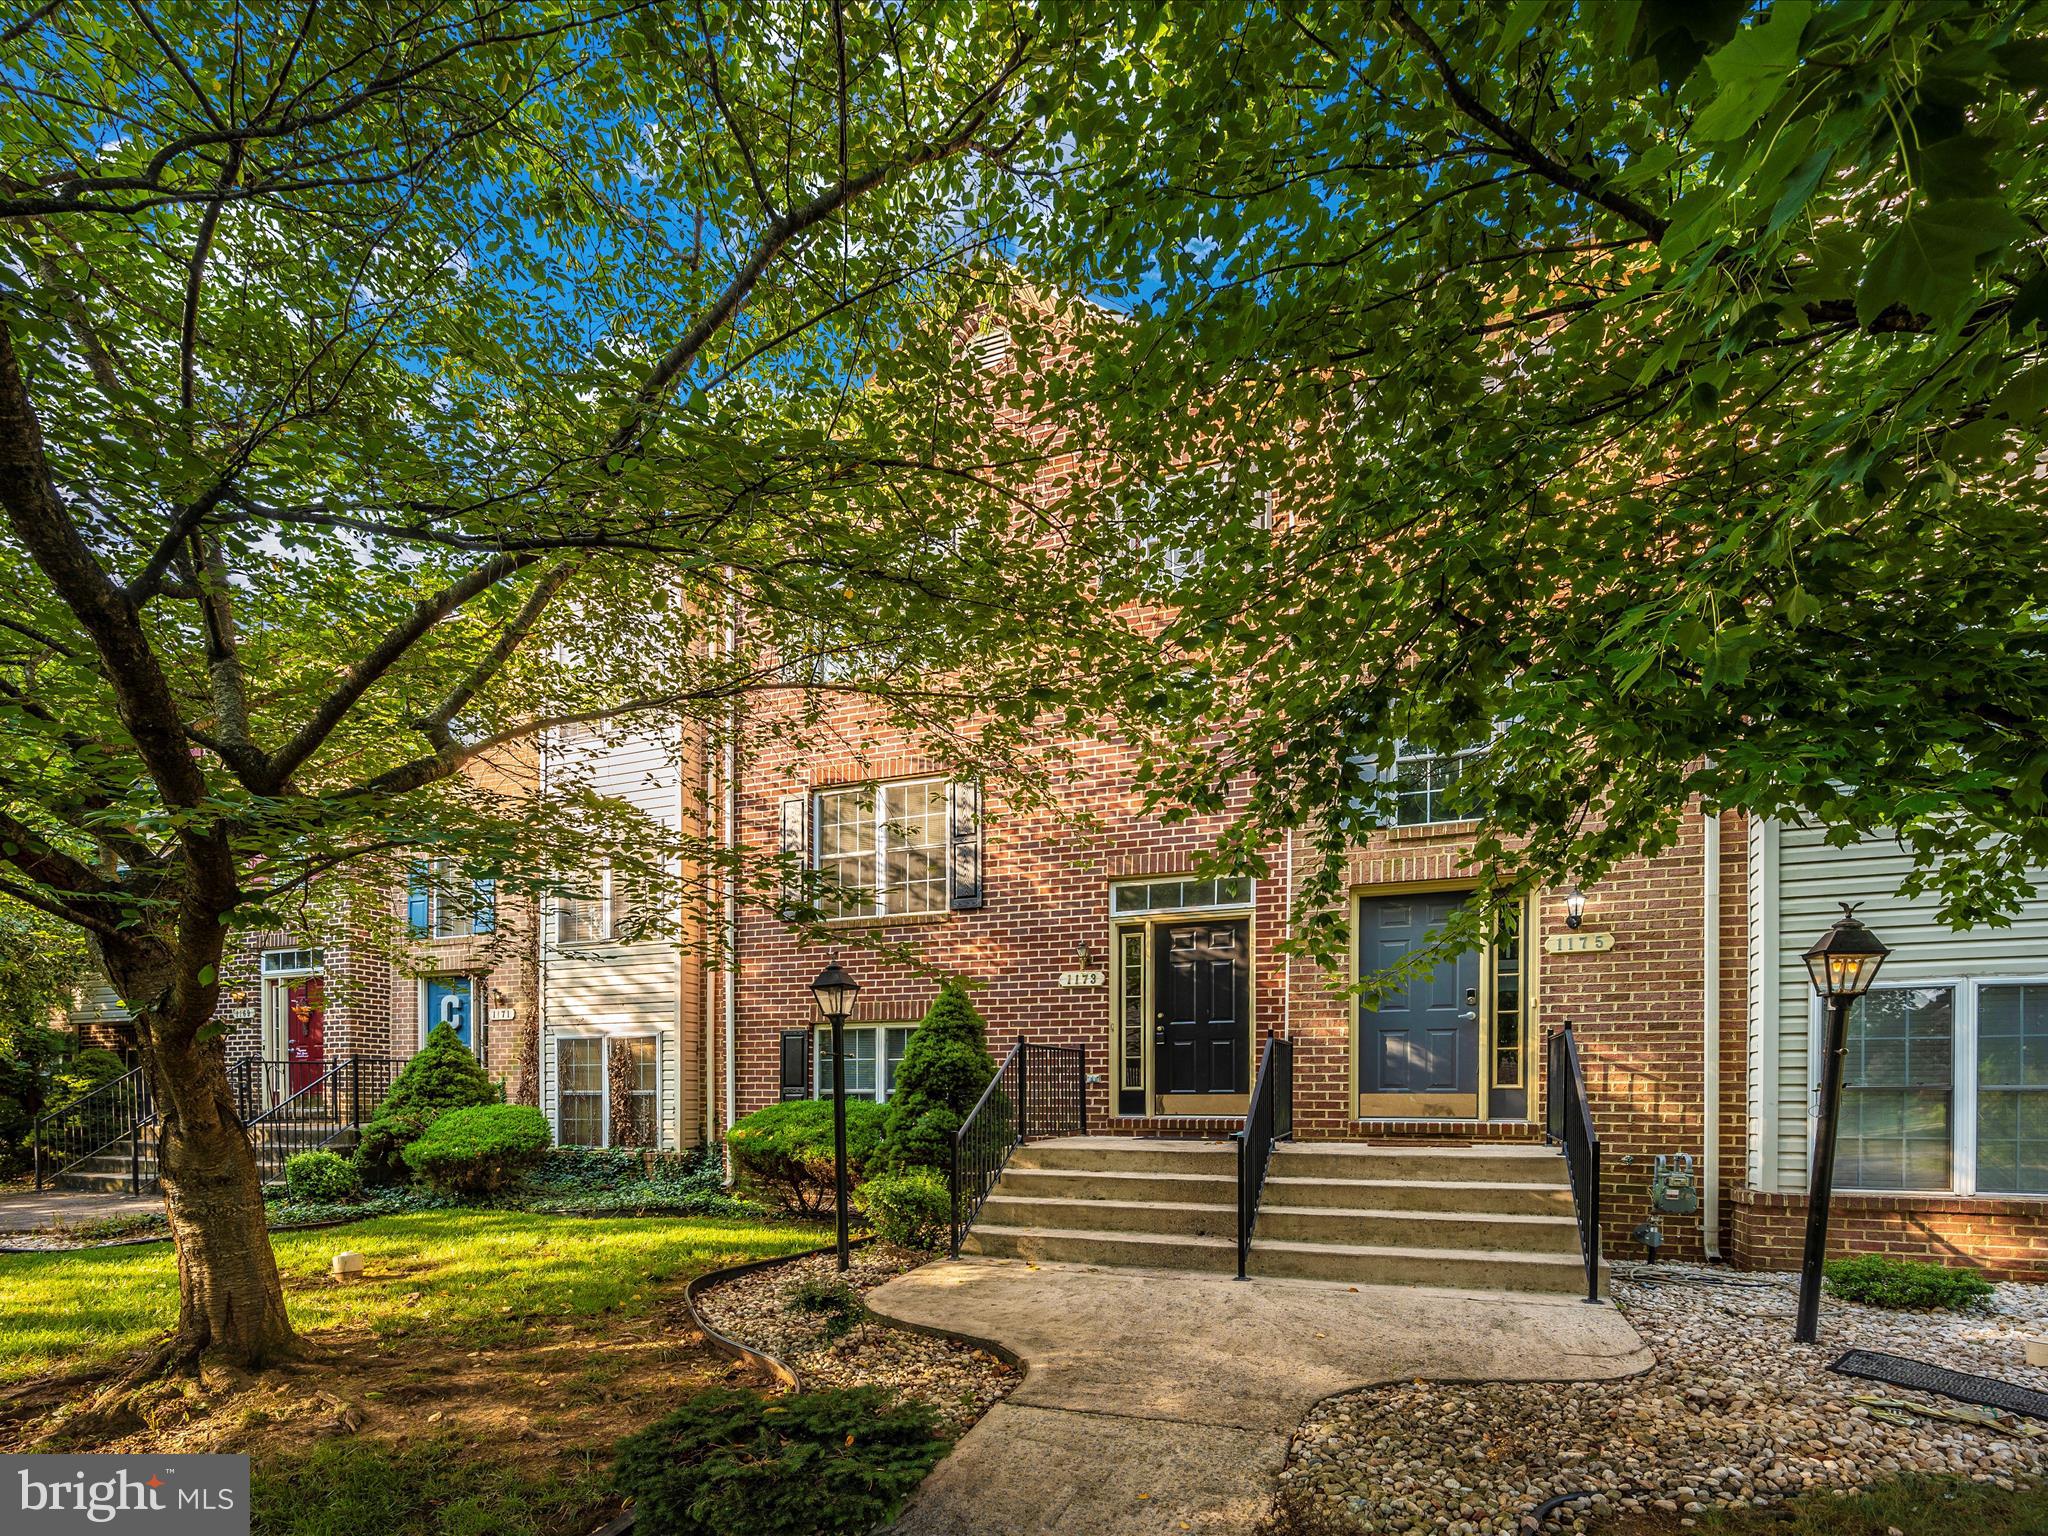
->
xmin=1364 ymin=741 xmax=1487 ymax=827
xmin=814 ymin=779 xmax=948 ymax=919
xmin=1109 ymin=876 xmax=1253 ymax=917
xmin=555 ymin=867 xmax=639 ymax=945
xmin=409 ymin=857 xmax=496 ymax=939
xmin=1823 ymin=977 xmax=2048 ymax=1197
xmin=261 ymin=948 xmax=324 ymax=976
xmin=554 ymin=1033 xmax=659 ymax=1147
xmin=815 ymin=1024 xmax=915 ymax=1102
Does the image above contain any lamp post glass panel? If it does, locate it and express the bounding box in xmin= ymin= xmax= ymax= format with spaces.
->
xmin=1794 ymin=905 xmax=1891 ymax=1344
xmin=811 ymin=961 xmax=860 ymax=1272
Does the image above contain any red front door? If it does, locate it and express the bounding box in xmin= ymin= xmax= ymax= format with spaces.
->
xmin=286 ymin=977 xmax=325 ymax=1093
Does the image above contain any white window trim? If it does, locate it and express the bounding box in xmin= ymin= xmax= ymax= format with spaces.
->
xmin=1809 ymin=972 xmax=2048 ymax=1200
xmin=813 ymin=1022 xmax=915 ymax=1102
xmin=552 ymin=867 xmax=638 ymax=948
xmin=1108 ymin=876 xmax=1255 ymax=918
xmin=551 ymin=1030 xmax=661 ymax=1148
xmin=813 ymin=777 xmax=950 ymax=920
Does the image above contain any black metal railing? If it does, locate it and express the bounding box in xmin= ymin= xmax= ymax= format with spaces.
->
xmin=33 ymin=1064 xmax=155 ymax=1191
xmin=949 ymin=1037 xmax=1087 ymax=1258
xmin=243 ymin=1056 xmax=407 ymax=1183
xmin=1545 ymin=1021 xmax=1603 ymax=1303
xmin=1235 ymin=1035 xmax=1294 ymax=1280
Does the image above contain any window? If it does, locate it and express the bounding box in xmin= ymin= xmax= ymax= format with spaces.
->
xmin=612 ymin=1037 xmax=658 ymax=1149
xmin=1839 ymin=987 xmax=1955 ymax=1193
xmin=814 ymin=780 xmax=947 ymax=919
xmin=1977 ymin=984 xmax=2048 ymax=1195
xmin=555 ymin=1035 xmax=657 ymax=1147
xmin=261 ymin=948 xmax=323 ymax=976
xmin=555 ymin=867 xmax=640 ymax=945
xmin=1365 ymin=742 xmax=1486 ymax=827
xmin=557 ymin=1038 xmax=604 ymax=1147
xmin=1492 ymin=906 xmax=1525 ymax=1091
xmin=814 ymin=1025 xmax=914 ymax=1102
xmin=409 ymin=859 xmax=496 ymax=938
xmin=1109 ymin=876 xmax=1252 ymax=916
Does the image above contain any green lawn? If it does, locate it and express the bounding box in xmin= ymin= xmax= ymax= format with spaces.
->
xmin=0 ymin=1210 xmax=825 ymax=1385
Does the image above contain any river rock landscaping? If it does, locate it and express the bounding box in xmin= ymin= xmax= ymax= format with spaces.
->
xmin=691 ymin=1243 xmax=1016 ymax=1435
xmin=1270 ymin=1262 xmax=2048 ymax=1535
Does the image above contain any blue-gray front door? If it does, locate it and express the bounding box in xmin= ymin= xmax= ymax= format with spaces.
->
xmin=425 ymin=976 xmax=473 ymax=1049
xmin=1357 ymin=892 xmax=1481 ymax=1116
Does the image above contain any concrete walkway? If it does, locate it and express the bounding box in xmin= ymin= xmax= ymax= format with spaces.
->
xmin=870 ymin=1256 xmax=1652 ymax=1536
xmin=0 ymin=1187 xmax=161 ymax=1232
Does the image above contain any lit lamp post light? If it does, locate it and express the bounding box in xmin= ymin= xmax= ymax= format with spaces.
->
xmin=1793 ymin=904 xmax=1891 ymax=1344
xmin=810 ymin=959 xmax=861 ymax=1273
xmin=1564 ymin=886 xmax=1588 ymax=931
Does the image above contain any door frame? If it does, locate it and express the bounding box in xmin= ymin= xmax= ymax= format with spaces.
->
xmin=259 ymin=949 xmax=326 ymax=1108
xmin=418 ymin=973 xmax=481 ymax=1055
xmin=1107 ymin=893 xmax=1257 ymax=1119
xmin=1347 ymin=881 xmax=1535 ymax=1123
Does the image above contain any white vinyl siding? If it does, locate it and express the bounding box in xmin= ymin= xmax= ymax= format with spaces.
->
xmin=538 ymin=723 xmax=689 ymax=1150
xmin=1750 ymin=819 xmax=2048 ymax=1193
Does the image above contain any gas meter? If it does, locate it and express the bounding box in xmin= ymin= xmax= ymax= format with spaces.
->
xmin=1650 ymin=1153 xmax=1698 ymax=1215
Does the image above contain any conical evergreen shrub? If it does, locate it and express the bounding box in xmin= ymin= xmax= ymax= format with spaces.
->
xmin=353 ymin=1021 xmax=503 ymax=1184
xmin=878 ymin=980 xmax=994 ymax=1172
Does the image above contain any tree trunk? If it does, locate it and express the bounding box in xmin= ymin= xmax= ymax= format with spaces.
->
xmin=146 ymin=1026 xmax=298 ymax=1370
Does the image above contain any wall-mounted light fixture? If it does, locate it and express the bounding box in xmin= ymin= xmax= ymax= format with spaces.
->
xmin=1564 ymin=886 xmax=1588 ymax=931
xmin=1074 ymin=943 xmax=1095 ymax=972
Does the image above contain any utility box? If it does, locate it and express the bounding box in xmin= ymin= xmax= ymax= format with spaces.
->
xmin=1651 ymin=1153 xmax=1698 ymax=1215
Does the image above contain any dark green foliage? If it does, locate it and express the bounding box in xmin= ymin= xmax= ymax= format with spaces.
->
xmin=610 ymin=1386 xmax=946 ymax=1536
xmin=0 ymin=903 xmax=99 ymax=1169
xmin=786 ymin=1275 xmax=863 ymax=1340
xmin=1689 ymin=1474 xmax=2048 ymax=1534
xmin=252 ymin=1433 xmax=609 ymax=1536
xmin=354 ymin=1023 xmax=502 ymax=1185
xmin=4 ymin=1039 xmax=124 ymax=1172
xmin=283 ymin=1150 xmax=362 ymax=1203
xmin=726 ymin=1099 xmax=885 ymax=1216
xmin=1824 ymin=1254 xmax=1994 ymax=1311
xmin=878 ymin=981 xmax=994 ymax=1172
xmin=402 ymin=1104 xmax=551 ymax=1194
xmin=518 ymin=1143 xmax=752 ymax=1216
xmin=854 ymin=1169 xmax=950 ymax=1250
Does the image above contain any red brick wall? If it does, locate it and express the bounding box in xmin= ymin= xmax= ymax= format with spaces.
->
xmin=1732 ymin=1187 xmax=2048 ymax=1282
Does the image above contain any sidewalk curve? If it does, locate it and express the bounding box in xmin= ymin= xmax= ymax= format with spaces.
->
xmin=870 ymin=1256 xmax=1651 ymax=1535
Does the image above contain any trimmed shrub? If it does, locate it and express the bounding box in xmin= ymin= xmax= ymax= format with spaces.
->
xmin=726 ymin=1098 xmax=884 ymax=1217
xmin=354 ymin=1022 xmax=501 ymax=1184
xmin=1825 ymin=1253 xmax=1994 ymax=1310
xmin=877 ymin=981 xmax=994 ymax=1172
xmin=402 ymin=1104 xmax=551 ymax=1194
xmin=283 ymin=1150 xmax=361 ymax=1203
xmin=610 ymin=1385 xmax=946 ymax=1536
xmin=519 ymin=1143 xmax=751 ymax=1216
xmin=855 ymin=1169 xmax=950 ymax=1250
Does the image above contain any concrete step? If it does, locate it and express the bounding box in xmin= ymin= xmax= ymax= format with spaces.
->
xmin=996 ymin=1167 xmax=1238 ymax=1204
xmin=1261 ymin=1174 xmax=1575 ymax=1216
xmin=978 ymin=1194 xmax=1237 ymax=1239
xmin=1009 ymin=1138 xmax=1239 ymax=1176
xmin=962 ymin=1223 xmax=1237 ymax=1273
xmin=1250 ymin=1237 xmax=1604 ymax=1296
xmin=1255 ymin=1204 xmax=1583 ymax=1254
xmin=1268 ymin=1143 xmax=1568 ymax=1186
xmin=55 ymin=1167 xmax=158 ymax=1194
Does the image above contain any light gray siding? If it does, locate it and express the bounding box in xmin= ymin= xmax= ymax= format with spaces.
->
xmin=1750 ymin=819 xmax=2048 ymax=1190
xmin=538 ymin=725 xmax=687 ymax=1149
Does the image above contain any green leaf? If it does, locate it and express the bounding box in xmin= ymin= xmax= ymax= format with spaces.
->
xmin=1857 ymin=198 xmax=2030 ymax=328
xmin=1693 ymin=0 xmax=1811 ymax=142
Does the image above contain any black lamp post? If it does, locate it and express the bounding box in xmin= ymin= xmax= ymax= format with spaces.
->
xmin=1793 ymin=904 xmax=1890 ymax=1344
xmin=810 ymin=959 xmax=860 ymax=1272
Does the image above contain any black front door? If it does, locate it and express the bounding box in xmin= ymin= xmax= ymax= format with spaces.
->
xmin=1357 ymin=892 xmax=1481 ymax=1115
xmin=1154 ymin=919 xmax=1249 ymax=1095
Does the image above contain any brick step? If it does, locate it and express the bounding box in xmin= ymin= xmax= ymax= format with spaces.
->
xmin=995 ymin=1167 xmax=1238 ymax=1204
xmin=1255 ymin=1204 xmax=1582 ymax=1254
xmin=1260 ymin=1174 xmax=1574 ymax=1216
xmin=1250 ymin=1237 xmax=1604 ymax=1296
xmin=977 ymin=1194 xmax=1236 ymax=1239
xmin=961 ymin=1224 xmax=1236 ymax=1273
xmin=1268 ymin=1143 xmax=1568 ymax=1186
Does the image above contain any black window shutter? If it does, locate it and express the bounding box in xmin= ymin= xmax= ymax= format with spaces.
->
xmin=778 ymin=794 xmax=808 ymax=916
xmin=948 ymin=780 xmax=984 ymax=910
xmin=778 ymin=1029 xmax=813 ymax=1100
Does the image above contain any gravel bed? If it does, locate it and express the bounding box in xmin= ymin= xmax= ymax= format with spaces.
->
xmin=692 ymin=1244 xmax=1017 ymax=1434
xmin=1273 ymin=1262 xmax=2048 ymax=1535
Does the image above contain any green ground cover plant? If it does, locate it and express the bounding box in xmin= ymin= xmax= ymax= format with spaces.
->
xmin=1823 ymin=1254 xmax=1994 ymax=1311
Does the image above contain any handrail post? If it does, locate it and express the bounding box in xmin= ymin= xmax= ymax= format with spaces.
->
xmin=1077 ymin=1050 xmax=1088 ymax=1137
xmin=1015 ymin=1036 xmax=1028 ymax=1145
xmin=1235 ymin=1128 xmax=1249 ymax=1281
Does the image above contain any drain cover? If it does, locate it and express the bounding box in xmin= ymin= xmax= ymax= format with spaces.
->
xmin=1830 ymin=1348 xmax=2048 ymax=1421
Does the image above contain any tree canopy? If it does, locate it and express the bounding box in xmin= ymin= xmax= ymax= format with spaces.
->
xmin=1032 ymin=0 xmax=2048 ymax=963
